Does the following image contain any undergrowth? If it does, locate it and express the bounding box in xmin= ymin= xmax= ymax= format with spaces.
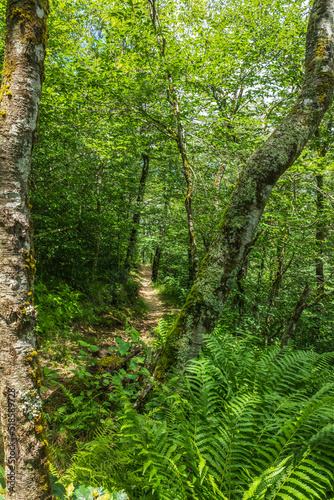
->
xmin=35 ymin=275 xmax=147 ymax=365
xmin=155 ymin=276 xmax=189 ymax=308
xmin=62 ymin=332 xmax=334 ymax=499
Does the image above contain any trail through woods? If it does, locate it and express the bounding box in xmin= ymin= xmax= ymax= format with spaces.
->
xmin=41 ymin=265 xmax=176 ymax=396
xmin=135 ymin=265 xmax=178 ymax=342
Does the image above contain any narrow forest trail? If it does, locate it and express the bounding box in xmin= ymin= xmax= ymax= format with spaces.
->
xmin=40 ymin=265 xmax=177 ymax=399
xmin=134 ymin=265 xmax=178 ymax=343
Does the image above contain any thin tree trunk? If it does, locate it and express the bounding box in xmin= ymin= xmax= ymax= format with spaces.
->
xmin=184 ymin=164 xmax=198 ymax=283
xmin=214 ymin=162 xmax=226 ymax=209
xmin=148 ymin=0 xmax=198 ymax=282
xmin=314 ymin=124 xmax=330 ymax=297
xmin=151 ymin=246 xmax=162 ymax=282
xmin=151 ymin=194 xmax=169 ymax=282
xmin=264 ymin=241 xmax=286 ymax=344
xmin=315 ymin=173 xmax=325 ymax=294
xmin=235 ymin=259 xmax=248 ymax=322
xmin=92 ymin=163 xmax=103 ymax=280
xmin=280 ymin=283 xmax=311 ymax=347
xmin=313 ymin=120 xmax=330 ymax=335
xmin=0 ymin=1 xmax=52 ymax=498
xmin=123 ymin=154 xmax=150 ymax=278
xmin=156 ymin=0 xmax=334 ymax=374
xmin=313 ymin=173 xmax=324 ymax=338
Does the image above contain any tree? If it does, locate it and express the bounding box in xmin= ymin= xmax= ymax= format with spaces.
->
xmin=0 ymin=1 xmax=52 ymax=498
xmin=123 ymin=153 xmax=150 ymax=280
xmin=157 ymin=0 xmax=334 ymax=374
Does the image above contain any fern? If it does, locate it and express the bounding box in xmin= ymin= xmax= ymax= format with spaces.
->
xmin=65 ymin=333 xmax=334 ymax=499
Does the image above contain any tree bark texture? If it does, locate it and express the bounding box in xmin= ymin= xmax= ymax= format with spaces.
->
xmin=314 ymin=122 xmax=331 ymax=297
xmin=157 ymin=0 xmax=334 ymax=375
xmin=123 ymin=154 xmax=150 ymax=277
xmin=0 ymin=0 xmax=52 ymax=499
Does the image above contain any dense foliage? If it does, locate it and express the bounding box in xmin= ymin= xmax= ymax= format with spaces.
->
xmin=65 ymin=332 xmax=334 ymax=499
xmin=1 ymin=0 xmax=334 ymax=497
xmin=28 ymin=0 xmax=334 ymax=348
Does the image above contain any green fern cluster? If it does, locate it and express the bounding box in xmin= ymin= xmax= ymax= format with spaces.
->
xmin=153 ymin=314 xmax=177 ymax=348
xmin=65 ymin=334 xmax=334 ymax=499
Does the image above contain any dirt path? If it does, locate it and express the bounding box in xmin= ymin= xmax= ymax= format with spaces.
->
xmin=135 ymin=265 xmax=178 ymax=341
xmin=40 ymin=265 xmax=177 ymax=399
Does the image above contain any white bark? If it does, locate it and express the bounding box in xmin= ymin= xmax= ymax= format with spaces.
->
xmin=0 ymin=1 xmax=52 ymax=498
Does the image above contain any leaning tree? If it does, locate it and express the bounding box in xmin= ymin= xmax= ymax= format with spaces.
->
xmin=157 ymin=0 xmax=334 ymax=375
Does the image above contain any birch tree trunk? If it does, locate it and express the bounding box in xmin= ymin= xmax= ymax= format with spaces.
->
xmin=0 ymin=1 xmax=52 ymax=498
xmin=157 ymin=0 xmax=334 ymax=375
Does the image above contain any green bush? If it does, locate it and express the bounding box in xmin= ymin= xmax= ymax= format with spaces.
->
xmin=65 ymin=333 xmax=334 ymax=499
xmin=158 ymin=276 xmax=189 ymax=308
xmin=35 ymin=281 xmax=91 ymax=337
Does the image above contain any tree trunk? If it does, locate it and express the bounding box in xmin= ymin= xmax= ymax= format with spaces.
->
xmin=183 ymin=162 xmax=198 ymax=284
xmin=314 ymin=173 xmax=325 ymax=338
xmin=151 ymin=246 xmax=162 ymax=282
xmin=214 ymin=162 xmax=225 ymax=210
xmin=0 ymin=1 xmax=52 ymax=498
xmin=92 ymin=163 xmax=103 ymax=280
xmin=123 ymin=154 xmax=150 ymax=279
xmin=235 ymin=259 xmax=248 ymax=322
xmin=264 ymin=238 xmax=293 ymax=344
xmin=280 ymin=283 xmax=311 ymax=347
xmin=156 ymin=0 xmax=334 ymax=375
xmin=148 ymin=0 xmax=199 ymax=283
xmin=313 ymin=120 xmax=330 ymax=336
xmin=315 ymin=173 xmax=325 ymax=294
xmin=151 ymin=194 xmax=169 ymax=282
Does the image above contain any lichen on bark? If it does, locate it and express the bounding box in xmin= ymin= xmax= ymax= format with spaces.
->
xmin=0 ymin=1 xmax=51 ymax=498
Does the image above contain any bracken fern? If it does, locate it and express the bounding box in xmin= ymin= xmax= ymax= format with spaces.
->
xmin=65 ymin=333 xmax=334 ymax=499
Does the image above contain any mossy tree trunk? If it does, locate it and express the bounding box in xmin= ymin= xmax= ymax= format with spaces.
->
xmin=157 ymin=0 xmax=334 ymax=374
xmin=0 ymin=0 xmax=52 ymax=498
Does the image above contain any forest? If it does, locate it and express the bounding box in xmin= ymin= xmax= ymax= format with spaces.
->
xmin=0 ymin=0 xmax=334 ymax=498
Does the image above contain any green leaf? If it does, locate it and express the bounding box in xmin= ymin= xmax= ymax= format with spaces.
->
xmin=117 ymin=340 xmax=131 ymax=356
xmin=52 ymin=482 xmax=67 ymax=499
xmin=0 ymin=466 xmax=5 ymax=489
xmin=88 ymin=345 xmax=99 ymax=352
xmin=73 ymin=485 xmax=94 ymax=500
